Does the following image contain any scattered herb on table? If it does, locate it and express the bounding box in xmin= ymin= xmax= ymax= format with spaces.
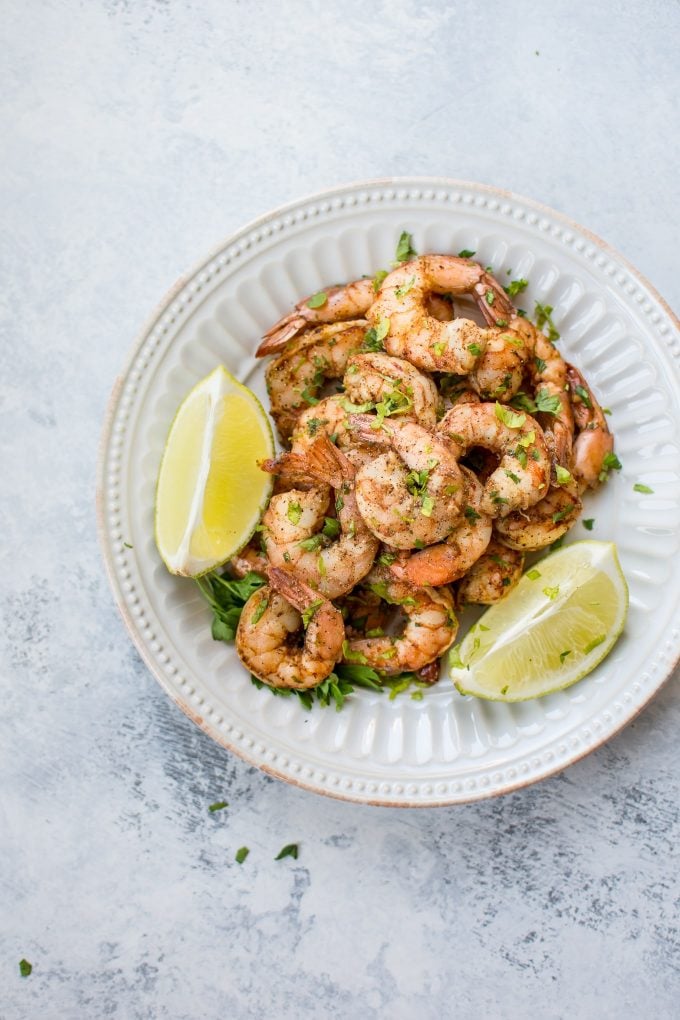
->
xmin=275 ymin=843 xmax=299 ymax=861
xmin=19 ymin=959 xmax=32 ymax=978
xmin=209 ymin=801 xmax=229 ymax=813
xmin=235 ymin=847 xmax=250 ymax=864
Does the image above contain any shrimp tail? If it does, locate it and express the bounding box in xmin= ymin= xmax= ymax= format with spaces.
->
xmin=259 ymin=451 xmax=308 ymax=476
xmin=347 ymin=413 xmax=392 ymax=446
xmin=475 ymin=273 xmax=515 ymax=327
xmin=305 ymin=435 xmax=355 ymax=486
xmin=268 ymin=567 xmax=320 ymax=610
xmin=257 ymin=315 xmax=307 ymax=356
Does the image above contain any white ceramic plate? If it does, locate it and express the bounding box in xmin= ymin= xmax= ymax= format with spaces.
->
xmin=97 ymin=178 xmax=680 ymax=806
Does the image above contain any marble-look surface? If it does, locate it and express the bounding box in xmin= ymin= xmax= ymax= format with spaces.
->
xmin=2 ymin=2 xmax=679 ymax=1017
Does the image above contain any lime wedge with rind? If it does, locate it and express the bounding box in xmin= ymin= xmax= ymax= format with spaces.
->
xmin=450 ymin=541 xmax=628 ymax=702
xmin=155 ymin=366 xmax=274 ymax=577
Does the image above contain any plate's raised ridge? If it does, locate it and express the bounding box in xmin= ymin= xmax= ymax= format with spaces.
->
xmin=98 ymin=178 xmax=680 ymax=805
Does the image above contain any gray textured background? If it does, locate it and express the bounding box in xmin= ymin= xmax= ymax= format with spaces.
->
xmin=2 ymin=1 xmax=679 ymax=1017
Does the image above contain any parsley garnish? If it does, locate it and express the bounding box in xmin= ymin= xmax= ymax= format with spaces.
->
xmin=574 ymin=384 xmax=592 ymax=408
xmin=534 ymin=356 xmax=547 ymax=373
xmin=298 ymin=534 xmax=324 ymax=552
xmin=598 ymin=452 xmax=623 ymax=483
xmin=123 ymin=541 xmax=133 ymax=549
xmin=362 ymin=316 xmax=390 ymax=352
xmin=464 ymin=505 xmax=481 ymax=522
xmin=500 ymin=685 xmax=509 ymax=695
xmin=559 ymin=650 xmax=572 ymax=664
xmin=504 ymin=469 xmax=520 ymax=484
xmin=307 ymin=291 xmax=328 ymax=309
xmin=209 ymin=800 xmax=228 ymax=813
xmin=526 ymin=569 xmax=541 ymax=580
xmin=322 ymin=517 xmax=341 ymax=539
xmin=395 ymin=231 xmax=417 ymax=263
xmin=511 ymin=389 xmax=561 ymax=415
xmin=534 ymin=302 xmax=560 ymax=342
xmin=251 ymin=596 xmax=268 ymax=625
xmin=485 ymin=290 xmax=495 ymax=305
xmin=543 ymin=585 xmax=560 ymax=600
xmin=634 ymin=483 xmax=654 ymax=494
xmin=378 ymin=550 xmax=397 ymax=566
xmin=235 ymin=847 xmax=249 ymax=864
xmin=275 ymin=843 xmax=299 ymax=861
xmin=395 ymin=276 xmax=416 ymax=299
xmin=555 ymin=465 xmax=572 ymax=485
xmin=19 ymin=960 xmax=32 ymax=978
xmin=458 ymin=249 xmax=476 ymax=258
xmin=287 ymin=501 xmax=302 ymax=525
xmin=196 ymin=571 xmax=266 ymax=643
xmin=301 ymin=599 xmax=324 ymax=628
xmin=551 ymin=505 xmax=575 ymax=524
xmin=373 ymin=269 xmax=388 ymax=292
xmin=583 ymin=518 xmax=595 ymax=531
xmin=504 ymin=278 xmax=529 ymax=298
xmin=467 ymin=342 xmax=482 ymax=356
xmin=494 ymin=402 xmax=526 ymax=429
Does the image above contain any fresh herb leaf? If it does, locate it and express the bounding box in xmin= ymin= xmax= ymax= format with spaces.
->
xmin=19 ymin=960 xmax=32 ymax=977
xmin=504 ymin=278 xmax=529 ymax=298
xmin=464 ymin=505 xmax=481 ymax=522
xmin=495 ymin=403 xmax=526 ymax=429
xmin=574 ymin=384 xmax=592 ymax=408
xmin=485 ymin=290 xmax=495 ymax=305
xmin=235 ymin=846 xmax=249 ymax=864
xmin=373 ymin=269 xmax=388 ymax=292
xmin=467 ymin=343 xmax=482 ymax=356
xmin=583 ymin=518 xmax=595 ymax=530
xmin=123 ymin=542 xmax=133 ymax=549
xmin=209 ymin=801 xmax=229 ymax=813
xmin=526 ymin=568 xmax=541 ymax=580
xmin=362 ymin=316 xmax=391 ymax=352
xmin=534 ymin=356 xmax=547 ymax=373
xmin=534 ymin=302 xmax=560 ymax=342
xmin=307 ymin=291 xmax=328 ymax=309
xmin=395 ymin=231 xmax=417 ymax=263
xmin=504 ymin=469 xmax=520 ymax=484
xmin=458 ymin=249 xmax=476 ymax=259
xmin=421 ymin=494 xmax=435 ymax=517
xmin=251 ymin=596 xmax=268 ymax=625
xmin=287 ymin=501 xmax=302 ymax=525
xmin=300 ymin=386 xmax=319 ymax=406
xmin=196 ymin=571 xmax=266 ymax=644
xmin=275 ymin=843 xmax=299 ymax=861
xmin=395 ymin=276 xmax=416 ymax=298
xmin=298 ymin=534 xmax=324 ymax=552
xmin=555 ymin=465 xmax=572 ymax=485
xmin=322 ymin=517 xmax=341 ymax=539
xmin=634 ymin=483 xmax=654 ymax=494
xmin=301 ymin=599 xmax=324 ymax=628
xmin=598 ymin=451 xmax=623 ymax=483
xmin=551 ymin=504 xmax=575 ymax=524
xmin=559 ymin=650 xmax=572 ymax=664
xmin=500 ymin=685 xmax=509 ymax=695
xmin=543 ymin=585 xmax=560 ymax=600
xmin=378 ymin=550 xmax=397 ymax=567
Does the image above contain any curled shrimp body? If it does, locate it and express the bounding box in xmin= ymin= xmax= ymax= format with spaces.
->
xmin=230 ymin=539 xmax=269 ymax=579
xmin=259 ymin=279 xmax=375 ymax=353
xmin=494 ymin=483 xmax=582 ymax=551
xmin=514 ymin=318 xmax=575 ymax=468
xmin=350 ymin=415 xmax=466 ymax=549
xmin=236 ymin=568 xmax=344 ymax=690
xmin=263 ymin=438 xmax=378 ymax=598
xmin=391 ymin=467 xmax=492 ymax=586
xmin=437 ymin=402 xmax=550 ymax=517
xmin=342 ymin=566 xmax=458 ymax=674
xmin=456 ymin=538 xmax=524 ymax=605
xmin=265 ymin=321 xmax=365 ymax=442
xmin=369 ymin=257 xmax=530 ymax=397
xmin=290 ymin=396 xmax=373 ymax=470
xmin=344 ymin=352 xmax=439 ymax=429
xmin=566 ymin=363 xmax=614 ymax=490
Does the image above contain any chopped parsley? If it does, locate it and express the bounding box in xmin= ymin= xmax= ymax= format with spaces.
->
xmin=495 ymin=402 xmax=526 ymax=429
xmin=362 ymin=316 xmax=390 ymax=352
xmin=298 ymin=534 xmax=324 ymax=552
xmin=543 ymin=585 xmax=560 ymax=600
xmin=504 ymin=278 xmax=529 ymax=298
xmin=287 ymin=501 xmax=302 ymax=525
xmin=395 ymin=276 xmax=416 ymax=298
xmin=235 ymin=847 xmax=249 ymax=864
xmin=583 ymin=518 xmax=595 ymax=531
xmin=275 ymin=843 xmax=299 ymax=861
xmin=551 ymin=504 xmax=575 ymax=524
xmin=458 ymin=248 xmax=476 ymax=259
xmin=526 ymin=569 xmax=541 ymax=580
xmin=19 ymin=960 xmax=32 ymax=978
xmin=573 ymin=384 xmax=592 ymax=408
xmin=209 ymin=801 xmax=229 ymax=813
xmin=395 ymin=231 xmax=417 ymax=263
xmin=598 ymin=452 xmax=623 ymax=483
xmin=559 ymin=650 xmax=572 ymax=664
xmin=534 ymin=302 xmax=560 ymax=342
xmin=301 ymin=599 xmax=324 ymax=628
xmin=511 ymin=389 xmax=561 ymax=415
xmin=634 ymin=483 xmax=654 ymax=494
xmin=467 ymin=342 xmax=482 ymax=356
xmin=251 ymin=596 xmax=268 ymax=625
xmin=373 ymin=269 xmax=388 ymax=292
xmin=321 ymin=517 xmax=341 ymax=539
xmin=504 ymin=469 xmax=520 ymax=484
xmin=485 ymin=290 xmax=495 ymax=305
xmin=555 ymin=465 xmax=572 ymax=485
xmin=464 ymin=505 xmax=481 ymax=522
xmin=307 ymin=291 xmax=328 ymax=309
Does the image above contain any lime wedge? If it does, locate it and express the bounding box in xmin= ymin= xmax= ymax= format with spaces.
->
xmin=155 ymin=366 xmax=274 ymax=576
xmin=450 ymin=541 xmax=628 ymax=701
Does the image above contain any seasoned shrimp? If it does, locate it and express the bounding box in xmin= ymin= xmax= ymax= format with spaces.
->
xmin=259 ymin=279 xmax=375 ymax=353
xmin=289 ymin=395 xmax=373 ymax=470
xmin=342 ymin=566 xmax=457 ymax=674
xmin=494 ymin=483 xmax=582 ymax=551
xmin=391 ymin=467 xmax=493 ymax=586
xmin=344 ymin=352 xmax=439 ymax=429
xmin=368 ymin=256 xmax=531 ymax=397
xmin=437 ymin=402 xmax=550 ymax=517
xmin=230 ymin=539 xmax=268 ymax=579
xmin=236 ymin=568 xmax=344 ymax=690
xmin=265 ymin=321 xmax=365 ymax=442
xmin=263 ymin=437 xmax=378 ymax=597
xmin=350 ymin=415 xmax=465 ymax=549
xmin=456 ymin=538 xmax=524 ymax=604
xmin=566 ymin=363 xmax=614 ymax=490
xmin=515 ymin=319 xmax=575 ymax=468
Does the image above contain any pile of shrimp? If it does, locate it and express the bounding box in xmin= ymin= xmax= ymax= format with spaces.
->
xmin=233 ymin=248 xmax=614 ymax=693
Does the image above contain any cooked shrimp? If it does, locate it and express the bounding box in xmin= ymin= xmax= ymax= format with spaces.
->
xmin=259 ymin=279 xmax=375 ymax=353
xmin=265 ymin=321 xmax=365 ymax=442
xmin=437 ymin=402 xmax=550 ymax=517
xmin=230 ymin=539 xmax=268 ymax=579
xmin=289 ymin=395 xmax=373 ymax=470
xmin=566 ymin=363 xmax=614 ymax=490
xmin=369 ymin=256 xmax=530 ymax=397
xmin=494 ymin=483 xmax=582 ymax=551
xmin=342 ymin=566 xmax=457 ymax=674
xmin=456 ymin=538 xmax=524 ymax=604
xmin=391 ymin=467 xmax=492 ymax=586
xmin=263 ymin=437 xmax=378 ymax=597
xmin=350 ymin=415 xmax=465 ymax=549
xmin=344 ymin=352 xmax=439 ymax=429
xmin=515 ymin=319 xmax=574 ymax=468
xmin=236 ymin=568 xmax=344 ymax=690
